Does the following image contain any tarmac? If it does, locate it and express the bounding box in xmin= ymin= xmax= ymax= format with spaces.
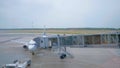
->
xmin=0 ymin=33 xmax=120 ymax=68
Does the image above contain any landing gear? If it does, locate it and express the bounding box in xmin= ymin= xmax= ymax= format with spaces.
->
xmin=32 ymin=52 xmax=35 ymax=55
xmin=60 ymin=53 xmax=66 ymax=59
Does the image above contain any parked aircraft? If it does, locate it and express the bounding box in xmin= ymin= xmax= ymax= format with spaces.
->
xmin=11 ymin=32 xmax=72 ymax=59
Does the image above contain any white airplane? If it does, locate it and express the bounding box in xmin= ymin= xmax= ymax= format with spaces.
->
xmin=11 ymin=32 xmax=73 ymax=59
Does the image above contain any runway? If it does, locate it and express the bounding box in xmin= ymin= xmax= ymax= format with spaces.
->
xmin=0 ymin=33 xmax=120 ymax=68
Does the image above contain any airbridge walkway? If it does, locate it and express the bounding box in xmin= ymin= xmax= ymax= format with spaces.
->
xmin=49 ymin=32 xmax=120 ymax=48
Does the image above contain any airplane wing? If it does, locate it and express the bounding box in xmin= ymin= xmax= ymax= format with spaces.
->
xmin=10 ymin=40 xmax=28 ymax=45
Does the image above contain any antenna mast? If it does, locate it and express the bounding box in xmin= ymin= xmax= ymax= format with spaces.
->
xmin=43 ymin=25 xmax=46 ymax=35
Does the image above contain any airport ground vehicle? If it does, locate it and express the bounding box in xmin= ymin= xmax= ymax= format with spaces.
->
xmin=2 ymin=59 xmax=31 ymax=68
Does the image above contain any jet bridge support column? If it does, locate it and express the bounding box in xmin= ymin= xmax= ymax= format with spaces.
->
xmin=57 ymin=34 xmax=61 ymax=52
xmin=82 ymin=35 xmax=85 ymax=47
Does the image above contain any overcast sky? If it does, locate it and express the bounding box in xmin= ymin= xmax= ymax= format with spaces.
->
xmin=0 ymin=0 xmax=120 ymax=28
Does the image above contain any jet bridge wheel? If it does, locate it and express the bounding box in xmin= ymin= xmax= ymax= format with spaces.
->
xmin=60 ymin=53 xmax=66 ymax=59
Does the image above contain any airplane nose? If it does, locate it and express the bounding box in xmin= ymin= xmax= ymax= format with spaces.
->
xmin=28 ymin=45 xmax=36 ymax=51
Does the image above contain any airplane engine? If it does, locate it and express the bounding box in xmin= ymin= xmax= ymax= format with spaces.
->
xmin=23 ymin=45 xmax=28 ymax=49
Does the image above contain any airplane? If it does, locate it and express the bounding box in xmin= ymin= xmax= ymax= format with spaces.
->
xmin=11 ymin=30 xmax=73 ymax=59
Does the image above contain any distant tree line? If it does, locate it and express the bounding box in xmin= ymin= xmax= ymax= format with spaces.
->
xmin=0 ymin=28 xmax=120 ymax=30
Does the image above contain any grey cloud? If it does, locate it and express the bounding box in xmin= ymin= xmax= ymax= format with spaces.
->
xmin=0 ymin=0 xmax=120 ymax=28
